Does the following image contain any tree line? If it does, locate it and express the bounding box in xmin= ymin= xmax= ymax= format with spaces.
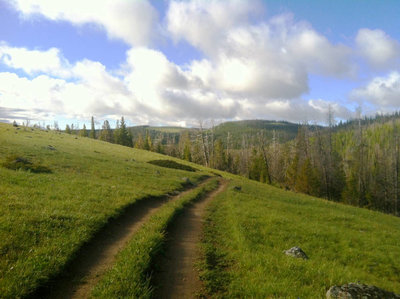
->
xmin=64 ymin=114 xmax=400 ymax=216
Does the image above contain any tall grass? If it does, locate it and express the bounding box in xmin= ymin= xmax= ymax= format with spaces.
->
xmin=200 ymin=178 xmax=400 ymax=298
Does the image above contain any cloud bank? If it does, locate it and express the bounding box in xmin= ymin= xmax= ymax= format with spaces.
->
xmin=0 ymin=0 xmax=399 ymax=125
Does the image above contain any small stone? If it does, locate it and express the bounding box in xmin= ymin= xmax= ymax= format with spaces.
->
xmin=47 ymin=145 xmax=56 ymax=151
xmin=326 ymin=283 xmax=400 ymax=299
xmin=233 ymin=186 xmax=242 ymax=191
xmin=283 ymin=246 xmax=308 ymax=260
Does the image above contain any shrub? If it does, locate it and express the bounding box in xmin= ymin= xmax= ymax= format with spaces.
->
xmin=147 ymin=160 xmax=197 ymax=172
xmin=2 ymin=155 xmax=52 ymax=173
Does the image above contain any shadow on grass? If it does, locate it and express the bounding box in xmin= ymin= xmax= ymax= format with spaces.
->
xmin=148 ymin=159 xmax=197 ymax=172
xmin=2 ymin=155 xmax=52 ymax=173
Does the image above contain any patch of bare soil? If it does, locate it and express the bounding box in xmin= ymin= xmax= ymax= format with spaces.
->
xmin=30 ymin=181 xmax=208 ymax=299
xmin=152 ymin=179 xmax=228 ymax=299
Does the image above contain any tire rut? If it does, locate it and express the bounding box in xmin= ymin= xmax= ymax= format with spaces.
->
xmin=152 ymin=179 xmax=228 ymax=299
xmin=30 ymin=178 xmax=211 ymax=299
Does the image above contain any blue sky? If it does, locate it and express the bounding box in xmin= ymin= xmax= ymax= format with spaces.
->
xmin=0 ymin=0 xmax=399 ymax=128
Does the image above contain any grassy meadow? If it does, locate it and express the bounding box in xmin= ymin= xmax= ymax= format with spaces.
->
xmin=0 ymin=123 xmax=209 ymax=298
xmin=200 ymin=178 xmax=400 ymax=298
xmin=1 ymin=121 xmax=400 ymax=298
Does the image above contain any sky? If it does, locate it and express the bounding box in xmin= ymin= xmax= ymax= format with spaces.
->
xmin=0 ymin=0 xmax=400 ymax=128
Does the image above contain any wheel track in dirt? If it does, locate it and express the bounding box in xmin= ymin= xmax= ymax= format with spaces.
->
xmin=30 ymin=177 xmax=213 ymax=299
xmin=152 ymin=178 xmax=228 ymax=299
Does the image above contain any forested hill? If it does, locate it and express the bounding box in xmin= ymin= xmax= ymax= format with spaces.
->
xmin=65 ymin=113 xmax=400 ymax=215
xmin=267 ymin=113 xmax=400 ymax=216
xmin=212 ymin=120 xmax=302 ymax=146
xmin=124 ymin=120 xmax=303 ymax=149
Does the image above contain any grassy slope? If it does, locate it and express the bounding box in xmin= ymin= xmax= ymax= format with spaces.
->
xmin=0 ymin=123 xmax=209 ymax=298
xmin=91 ymin=178 xmax=219 ymax=298
xmin=200 ymin=177 xmax=400 ymax=298
xmin=2 ymin=122 xmax=400 ymax=298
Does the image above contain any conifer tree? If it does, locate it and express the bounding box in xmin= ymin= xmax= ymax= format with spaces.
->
xmin=135 ymin=133 xmax=144 ymax=149
xmin=213 ymin=139 xmax=225 ymax=170
xmin=114 ymin=120 xmax=121 ymax=144
xmin=99 ymin=120 xmax=113 ymax=142
xmin=79 ymin=124 xmax=88 ymax=137
xmin=183 ymin=141 xmax=192 ymax=162
xmin=89 ymin=116 xmax=96 ymax=139
xmin=65 ymin=124 xmax=71 ymax=134
xmin=143 ymin=131 xmax=152 ymax=150
xmin=113 ymin=116 xmax=133 ymax=147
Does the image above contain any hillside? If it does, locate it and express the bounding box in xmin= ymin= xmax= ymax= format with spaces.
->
xmin=99 ymin=119 xmax=303 ymax=148
xmin=0 ymin=122 xmax=210 ymax=298
xmin=212 ymin=119 xmax=302 ymax=146
xmin=1 ymin=122 xmax=400 ymax=298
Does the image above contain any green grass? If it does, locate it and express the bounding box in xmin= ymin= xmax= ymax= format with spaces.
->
xmin=2 ymin=122 xmax=400 ymax=298
xmin=0 ymin=123 xmax=210 ymax=298
xmin=200 ymin=178 xmax=400 ymax=298
xmin=2 ymin=154 xmax=52 ymax=173
xmin=91 ymin=178 xmax=219 ymax=298
xmin=148 ymin=159 xmax=197 ymax=172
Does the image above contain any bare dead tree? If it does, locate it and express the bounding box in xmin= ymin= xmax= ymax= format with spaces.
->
xmin=198 ymin=120 xmax=209 ymax=167
xmin=258 ymin=130 xmax=272 ymax=184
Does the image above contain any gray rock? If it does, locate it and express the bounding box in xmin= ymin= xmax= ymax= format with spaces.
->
xmin=47 ymin=145 xmax=56 ymax=151
xmin=326 ymin=283 xmax=400 ymax=299
xmin=283 ymin=246 xmax=308 ymax=260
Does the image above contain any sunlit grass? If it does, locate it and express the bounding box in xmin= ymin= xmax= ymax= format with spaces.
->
xmin=200 ymin=178 xmax=400 ymax=298
xmin=0 ymin=123 xmax=209 ymax=298
xmin=91 ymin=178 xmax=219 ymax=298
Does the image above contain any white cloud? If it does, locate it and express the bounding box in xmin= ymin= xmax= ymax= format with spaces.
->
xmin=288 ymin=27 xmax=353 ymax=77
xmin=10 ymin=0 xmax=159 ymax=46
xmin=0 ymin=44 xmax=137 ymax=122
xmin=167 ymin=0 xmax=263 ymax=55
xmin=0 ymin=0 xmax=375 ymax=125
xmin=0 ymin=44 xmax=70 ymax=77
xmin=237 ymin=98 xmax=351 ymax=124
xmin=351 ymin=71 xmax=400 ymax=108
xmin=167 ymin=2 xmax=354 ymax=102
xmin=356 ymin=28 xmax=400 ymax=70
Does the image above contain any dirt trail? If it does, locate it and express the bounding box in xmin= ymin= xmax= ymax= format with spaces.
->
xmin=31 ymin=180 xmax=209 ymax=299
xmin=153 ymin=179 xmax=228 ymax=299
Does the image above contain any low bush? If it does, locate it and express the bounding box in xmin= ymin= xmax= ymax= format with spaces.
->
xmin=2 ymin=155 xmax=51 ymax=173
xmin=148 ymin=159 xmax=197 ymax=172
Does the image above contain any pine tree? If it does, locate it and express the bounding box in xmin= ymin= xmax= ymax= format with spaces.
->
xmin=79 ymin=124 xmax=88 ymax=137
xmin=183 ymin=141 xmax=192 ymax=162
xmin=295 ymin=158 xmax=320 ymax=196
xmin=99 ymin=120 xmax=113 ymax=142
xmin=89 ymin=116 xmax=96 ymax=139
xmin=114 ymin=120 xmax=121 ymax=144
xmin=65 ymin=124 xmax=71 ymax=134
xmin=135 ymin=134 xmax=144 ymax=149
xmin=213 ymin=139 xmax=225 ymax=170
xmin=143 ymin=131 xmax=152 ymax=150
xmin=119 ymin=116 xmax=133 ymax=147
